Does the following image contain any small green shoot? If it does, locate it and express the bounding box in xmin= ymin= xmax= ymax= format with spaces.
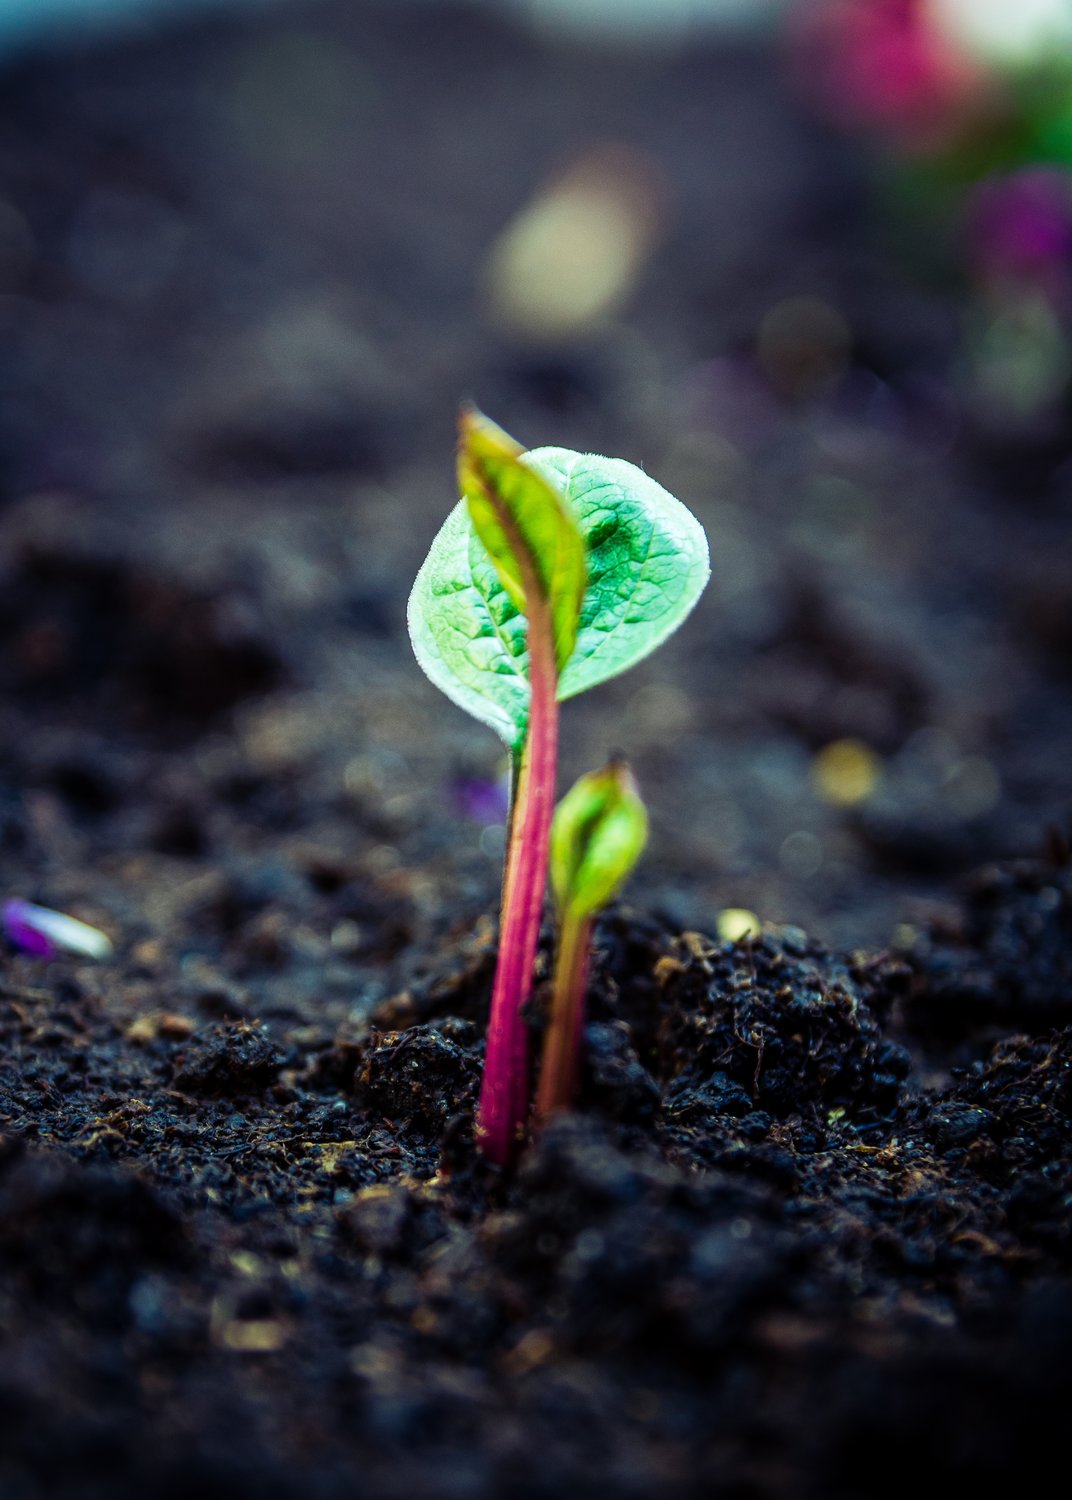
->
xmin=455 ymin=407 xmax=584 ymax=1165
xmin=409 ymin=417 xmax=710 ymax=750
xmin=409 ymin=408 xmax=708 ymax=1162
xmin=536 ymin=758 xmax=647 ymax=1122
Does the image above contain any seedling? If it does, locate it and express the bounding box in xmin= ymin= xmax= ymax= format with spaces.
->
xmin=536 ymin=758 xmax=647 ymax=1122
xmin=409 ymin=408 xmax=708 ymax=1162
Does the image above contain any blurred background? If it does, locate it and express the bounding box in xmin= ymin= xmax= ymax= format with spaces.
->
xmin=1 ymin=0 xmax=1071 ymax=987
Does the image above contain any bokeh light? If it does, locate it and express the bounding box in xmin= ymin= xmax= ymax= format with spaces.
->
xmin=484 ymin=146 xmax=665 ymax=340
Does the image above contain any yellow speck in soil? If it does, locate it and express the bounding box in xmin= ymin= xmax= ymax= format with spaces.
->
xmin=653 ymin=954 xmax=688 ymax=986
xmin=229 ymin=1251 xmax=264 ymax=1278
xmin=304 ymin=1141 xmax=357 ymax=1175
xmin=124 ymin=1014 xmax=158 ymax=1045
xmin=125 ymin=1011 xmax=195 ymax=1044
xmin=504 ymin=1329 xmax=556 ymax=1374
xmin=811 ymin=738 xmax=881 ymax=806
xmin=352 ymin=1182 xmax=395 ymax=1204
xmin=716 ymin=908 xmax=761 ymax=943
xmin=218 ymin=1320 xmax=288 ymax=1353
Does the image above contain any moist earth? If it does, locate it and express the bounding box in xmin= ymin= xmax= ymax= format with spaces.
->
xmin=1 ymin=874 xmax=1071 ymax=1500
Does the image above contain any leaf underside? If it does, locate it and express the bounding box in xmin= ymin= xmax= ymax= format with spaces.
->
xmin=407 ymin=446 xmax=711 ymax=747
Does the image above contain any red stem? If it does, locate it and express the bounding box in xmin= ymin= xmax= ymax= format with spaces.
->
xmin=475 ymin=602 xmax=558 ymax=1165
xmin=535 ymin=909 xmax=592 ymax=1121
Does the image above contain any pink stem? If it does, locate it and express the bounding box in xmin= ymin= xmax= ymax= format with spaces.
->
xmin=475 ymin=607 xmax=558 ymax=1165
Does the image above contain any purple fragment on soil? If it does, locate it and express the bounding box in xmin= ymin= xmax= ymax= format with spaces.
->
xmin=450 ymin=775 xmax=509 ymax=825
xmin=2 ymin=898 xmax=113 ymax=960
xmin=2 ymin=901 xmax=56 ymax=957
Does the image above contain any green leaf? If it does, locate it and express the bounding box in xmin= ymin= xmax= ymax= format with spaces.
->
xmin=458 ymin=409 xmax=587 ymax=676
xmin=408 ymin=499 xmax=531 ymax=744
xmin=550 ymin=759 xmax=648 ymax=920
xmin=523 ymin=447 xmax=709 ymax=702
xmin=408 ymin=437 xmax=709 ymax=746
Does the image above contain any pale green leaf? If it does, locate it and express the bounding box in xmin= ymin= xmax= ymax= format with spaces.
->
xmin=407 ymin=500 xmax=530 ymax=745
xmin=408 ymin=442 xmax=710 ymax=746
xmin=523 ymin=447 xmax=710 ymax=701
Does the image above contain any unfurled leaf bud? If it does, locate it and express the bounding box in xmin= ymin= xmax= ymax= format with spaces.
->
xmin=550 ymin=758 xmax=648 ymax=921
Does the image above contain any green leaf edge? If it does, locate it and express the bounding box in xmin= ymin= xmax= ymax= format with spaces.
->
xmin=407 ymin=499 xmax=528 ymax=745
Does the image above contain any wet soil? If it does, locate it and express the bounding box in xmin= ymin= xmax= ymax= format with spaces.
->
xmin=1 ymin=4 xmax=1071 ymax=1498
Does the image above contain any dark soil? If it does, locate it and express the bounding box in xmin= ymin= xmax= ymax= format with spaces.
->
xmin=1 ymin=4 xmax=1071 ymax=1498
